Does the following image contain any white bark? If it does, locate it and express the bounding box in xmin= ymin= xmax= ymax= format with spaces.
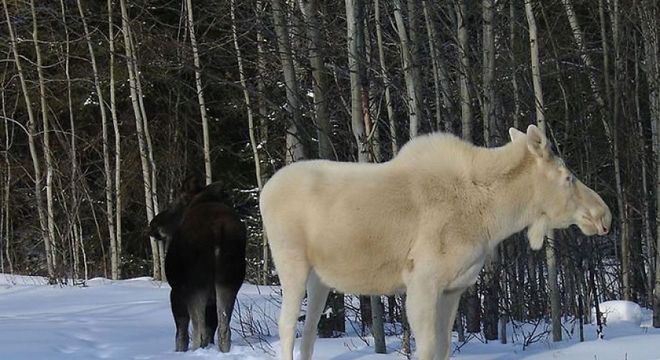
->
xmin=272 ymin=0 xmax=304 ymax=163
xmin=561 ymin=0 xmax=628 ymax=300
xmin=392 ymin=0 xmax=422 ymax=137
xmin=185 ymin=0 xmax=213 ymax=185
xmin=1 ymin=75 xmax=12 ymax=274
xmin=346 ymin=0 xmax=384 ymax=351
xmin=524 ymin=0 xmax=545 ymax=129
xmin=119 ymin=0 xmax=161 ymax=279
xmin=637 ymin=0 xmax=660 ymax=328
xmin=524 ymin=0 xmax=561 ymax=342
xmin=455 ymin=0 xmax=472 ymax=140
xmin=108 ymin=0 xmax=122 ymax=276
xmin=422 ymin=0 xmax=442 ymax=131
xmin=31 ymin=0 xmax=57 ymax=275
xmin=346 ymin=0 xmax=368 ymax=163
xmin=230 ymin=0 xmax=267 ymax=284
xmin=374 ymin=0 xmax=397 ymax=154
xmin=256 ymin=0 xmax=270 ymax=284
xmin=77 ymin=0 xmax=119 ymax=280
xmin=60 ymin=0 xmax=80 ymax=279
xmin=3 ymin=0 xmax=53 ymax=278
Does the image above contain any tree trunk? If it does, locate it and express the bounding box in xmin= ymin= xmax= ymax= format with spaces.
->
xmin=610 ymin=0 xmax=631 ymax=301
xmin=185 ymin=0 xmax=212 ymax=185
xmin=77 ymin=0 xmax=119 ymax=280
xmin=272 ymin=0 xmax=305 ymax=163
xmin=1 ymin=75 xmax=12 ymax=274
xmin=119 ymin=0 xmax=161 ymax=280
xmin=299 ymin=0 xmax=332 ymax=160
xmin=60 ymin=0 xmax=78 ymax=279
xmin=482 ymin=0 xmax=495 ymax=145
xmin=561 ymin=0 xmax=627 ymax=301
xmin=346 ymin=0 xmax=385 ymax=351
xmin=108 ymin=0 xmax=122 ymax=278
xmin=3 ymin=0 xmax=54 ymax=279
xmin=525 ymin=0 xmax=561 ymax=341
xmin=422 ymin=0 xmax=445 ymax=131
xmin=392 ymin=0 xmax=422 ymax=138
xmin=31 ymin=0 xmax=58 ymax=277
xmin=374 ymin=0 xmax=397 ymax=154
xmin=510 ymin=0 xmax=520 ymax=129
xmin=256 ymin=0 xmax=270 ymax=285
xmin=637 ymin=0 xmax=660 ymax=328
xmin=481 ymin=0 xmax=499 ymax=341
xmin=455 ymin=0 xmax=472 ymax=140
xmin=634 ymin=34 xmax=654 ymax=305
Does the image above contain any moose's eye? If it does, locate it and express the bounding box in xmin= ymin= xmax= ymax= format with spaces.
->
xmin=565 ymin=175 xmax=575 ymax=184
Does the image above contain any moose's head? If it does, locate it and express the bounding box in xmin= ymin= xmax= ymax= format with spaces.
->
xmin=148 ymin=176 xmax=204 ymax=243
xmin=509 ymin=125 xmax=612 ymax=250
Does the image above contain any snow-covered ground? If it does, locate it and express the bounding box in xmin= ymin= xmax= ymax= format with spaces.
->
xmin=1 ymin=274 xmax=659 ymax=360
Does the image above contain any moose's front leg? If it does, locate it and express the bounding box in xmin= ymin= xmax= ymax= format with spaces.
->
xmin=405 ymin=273 xmax=440 ymax=360
xmin=436 ymin=289 xmax=463 ymax=360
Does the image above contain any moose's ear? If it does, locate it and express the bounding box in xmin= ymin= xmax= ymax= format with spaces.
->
xmin=182 ymin=175 xmax=203 ymax=195
xmin=508 ymin=127 xmax=525 ymax=142
xmin=526 ymin=124 xmax=550 ymax=159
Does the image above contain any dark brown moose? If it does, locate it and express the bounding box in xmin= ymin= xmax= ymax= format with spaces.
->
xmin=149 ymin=177 xmax=246 ymax=353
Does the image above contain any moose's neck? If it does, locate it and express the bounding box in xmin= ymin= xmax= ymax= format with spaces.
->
xmin=476 ymin=140 xmax=539 ymax=250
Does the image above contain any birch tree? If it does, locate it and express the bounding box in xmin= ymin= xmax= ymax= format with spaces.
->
xmin=119 ymin=0 xmax=162 ymax=280
xmin=374 ymin=0 xmax=397 ymax=153
xmin=636 ymin=0 xmax=660 ymax=328
xmin=31 ymin=0 xmax=58 ymax=277
xmin=108 ymin=0 xmax=122 ymax=278
xmin=524 ymin=0 xmax=561 ymax=342
xmin=560 ymin=0 xmax=628 ymax=301
xmin=299 ymin=0 xmax=331 ymax=159
xmin=482 ymin=0 xmax=495 ymax=145
xmin=230 ymin=0 xmax=267 ymax=285
xmin=256 ymin=0 xmax=271 ymax=284
xmin=185 ymin=0 xmax=213 ymax=185
xmin=59 ymin=0 xmax=78 ymax=278
xmin=3 ymin=0 xmax=54 ymax=278
xmin=455 ymin=0 xmax=472 ymax=140
xmin=347 ymin=0 xmax=385 ymax=351
xmin=76 ymin=0 xmax=120 ymax=280
xmin=272 ymin=0 xmax=304 ymax=163
xmin=392 ymin=0 xmax=422 ymax=137
xmin=1 ymin=68 xmax=12 ymax=274
xmin=482 ymin=0 xmax=499 ymax=341
xmin=510 ymin=0 xmax=521 ymax=129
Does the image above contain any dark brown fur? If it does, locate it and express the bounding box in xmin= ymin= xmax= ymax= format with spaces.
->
xmin=149 ymin=177 xmax=246 ymax=352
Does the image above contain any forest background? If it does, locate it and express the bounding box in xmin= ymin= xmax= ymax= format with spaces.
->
xmin=1 ymin=0 xmax=659 ymax=346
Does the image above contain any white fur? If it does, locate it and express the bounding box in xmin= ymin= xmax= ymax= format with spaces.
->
xmin=260 ymin=125 xmax=611 ymax=360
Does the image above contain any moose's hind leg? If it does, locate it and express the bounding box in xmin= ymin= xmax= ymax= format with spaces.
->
xmin=188 ymin=290 xmax=210 ymax=350
xmin=215 ymin=284 xmax=240 ymax=353
xmin=170 ymin=288 xmax=190 ymax=352
xmin=436 ymin=289 xmax=462 ymax=360
xmin=299 ymin=271 xmax=330 ymax=360
xmin=205 ymin=295 xmax=218 ymax=345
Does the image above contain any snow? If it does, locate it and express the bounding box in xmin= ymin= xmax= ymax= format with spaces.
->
xmin=1 ymin=274 xmax=660 ymax=360
xmin=593 ymin=300 xmax=643 ymax=326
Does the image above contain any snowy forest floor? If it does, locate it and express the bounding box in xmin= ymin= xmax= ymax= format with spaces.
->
xmin=1 ymin=274 xmax=659 ymax=360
